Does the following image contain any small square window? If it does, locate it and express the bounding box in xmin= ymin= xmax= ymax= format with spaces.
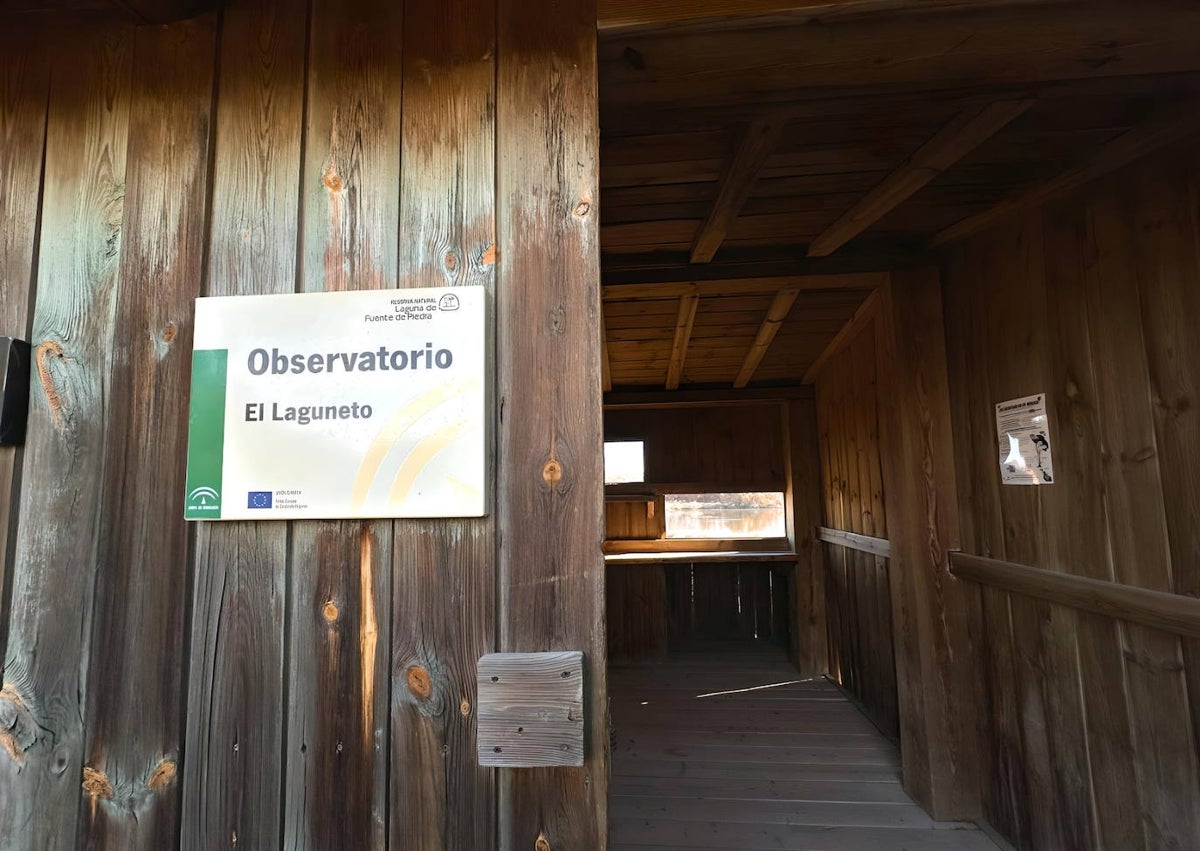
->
xmin=604 ymin=441 xmax=644 ymax=484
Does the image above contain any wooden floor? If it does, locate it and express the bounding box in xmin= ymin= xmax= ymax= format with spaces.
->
xmin=609 ymin=644 xmax=1003 ymax=850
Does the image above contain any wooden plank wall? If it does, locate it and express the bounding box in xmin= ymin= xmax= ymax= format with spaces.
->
xmin=812 ymin=321 xmax=899 ymax=739
xmin=943 ymin=151 xmax=1200 ymax=851
xmin=606 ymin=405 xmax=786 ymax=488
xmin=0 ymin=1 xmax=606 ymax=849
xmin=667 ymin=564 xmax=792 ymax=650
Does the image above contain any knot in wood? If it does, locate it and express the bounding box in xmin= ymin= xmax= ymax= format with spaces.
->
xmin=535 ymin=833 xmax=552 ymax=851
xmin=444 ymin=251 xmax=458 ymax=272
xmin=161 ymin=322 xmax=177 ymax=343
xmin=406 ymin=665 xmax=433 ymax=701
xmin=542 ymin=459 xmax=563 ymax=486
xmin=322 ymin=600 xmax=340 ymax=623
xmin=82 ymin=766 xmax=114 ymax=800
xmin=482 ymin=244 xmax=497 ymax=266
xmin=323 ymin=169 xmax=344 ymax=193
xmin=460 ymin=698 xmax=471 ymax=717
xmin=35 ymin=340 xmax=67 ymax=428
xmin=573 ymin=200 xmax=591 ymax=218
xmin=147 ymin=759 xmax=177 ymax=792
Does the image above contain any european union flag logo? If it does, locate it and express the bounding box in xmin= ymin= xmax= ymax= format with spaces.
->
xmin=247 ymin=491 xmax=273 ymax=509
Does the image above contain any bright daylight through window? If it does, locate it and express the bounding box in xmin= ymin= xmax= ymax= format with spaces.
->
xmin=664 ymin=492 xmax=786 ymax=539
xmin=604 ymin=440 xmax=645 ymax=484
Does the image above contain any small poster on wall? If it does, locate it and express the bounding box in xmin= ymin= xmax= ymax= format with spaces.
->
xmin=995 ymin=393 xmax=1055 ymax=486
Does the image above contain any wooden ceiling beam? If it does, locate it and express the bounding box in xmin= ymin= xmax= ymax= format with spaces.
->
xmin=604 ymin=272 xmax=885 ymax=302
xmin=807 ymin=98 xmax=1033 ymax=257
xmin=664 ymin=294 xmax=699 ymax=390
xmin=734 ymin=288 xmax=801 ymax=388
xmin=932 ymin=110 xmax=1200 ymax=247
xmin=690 ymin=114 xmax=790 ymax=264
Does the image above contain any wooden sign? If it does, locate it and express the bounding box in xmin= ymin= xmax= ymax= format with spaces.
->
xmin=184 ymin=286 xmax=487 ymax=520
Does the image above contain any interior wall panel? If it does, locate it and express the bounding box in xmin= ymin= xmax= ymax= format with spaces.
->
xmin=943 ymin=152 xmax=1200 ymax=851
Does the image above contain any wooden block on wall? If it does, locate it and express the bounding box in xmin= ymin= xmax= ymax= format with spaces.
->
xmin=477 ymin=651 xmax=585 ymax=767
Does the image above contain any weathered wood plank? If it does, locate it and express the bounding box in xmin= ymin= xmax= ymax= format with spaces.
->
xmin=496 ymin=0 xmax=608 ymax=844
xmin=389 ymin=0 xmax=497 ymax=845
xmin=0 ymin=28 xmax=49 ymax=661
xmin=284 ymin=0 xmax=402 ymax=846
xmin=0 ymin=23 xmax=133 ymax=851
xmin=78 ymin=18 xmax=216 ymax=849
xmin=180 ymin=0 xmax=307 ymax=846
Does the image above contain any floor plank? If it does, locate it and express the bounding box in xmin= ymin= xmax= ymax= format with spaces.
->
xmin=609 ymin=644 xmax=1002 ymax=850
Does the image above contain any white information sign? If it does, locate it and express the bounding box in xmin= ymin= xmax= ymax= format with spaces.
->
xmin=184 ymin=287 xmax=486 ymax=520
xmin=995 ymin=393 xmax=1054 ymax=486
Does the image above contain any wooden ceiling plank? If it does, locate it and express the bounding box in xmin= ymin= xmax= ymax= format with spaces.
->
xmin=802 ymin=288 xmax=880 ymax=383
xmin=664 ymin=294 xmax=700 ymax=390
xmin=733 ymin=287 xmax=801 ymax=388
xmin=807 ymin=98 xmax=1034 ymax=257
xmin=932 ymin=110 xmax=1200 ymax=246
xmin=690 ymin=114 xmax=791 ymax=263
xmin=603 ymin=271 xmax=886 ymax=301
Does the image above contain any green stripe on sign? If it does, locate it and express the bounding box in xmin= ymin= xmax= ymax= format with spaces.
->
xmin=185 ymin=349 xmax=228 ymax=520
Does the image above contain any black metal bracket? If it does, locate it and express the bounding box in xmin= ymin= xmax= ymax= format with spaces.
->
xmin=1 ymin=338 xmax=31 ymax=446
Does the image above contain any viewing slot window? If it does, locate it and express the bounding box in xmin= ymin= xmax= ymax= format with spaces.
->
xmin=663 ymin=492 xmax=787 ymax=539
xmin=604 ymin=440 xmax=645 ymax=484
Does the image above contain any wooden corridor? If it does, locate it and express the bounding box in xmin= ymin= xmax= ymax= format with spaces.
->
xmin=609 ymin=645 xmax=1003 ymax=850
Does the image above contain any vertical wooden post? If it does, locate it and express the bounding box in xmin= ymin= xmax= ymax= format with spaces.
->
xmin=0 ymin=24 xmax=134 ymax=851
xmin=875 ymin=267 xmax=984 ymax=819
xmin=496 ymin=0 xmax=609 ymax=846
xmin=782 ymin=399 xmax=826 ymax=677
xmin=181 ymin=0 xmax=307 ymax=847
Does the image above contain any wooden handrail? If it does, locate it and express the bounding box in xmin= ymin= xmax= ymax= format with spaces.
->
xmin=815 ymin=526 xmax=891 ymax=558
xmin=949 ymin=551 xmax=1200 ymax=640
